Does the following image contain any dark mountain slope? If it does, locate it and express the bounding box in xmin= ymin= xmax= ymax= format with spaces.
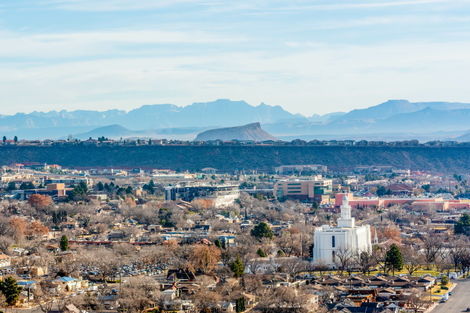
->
xmin=0 ymin=145 xmax=469 ymax=173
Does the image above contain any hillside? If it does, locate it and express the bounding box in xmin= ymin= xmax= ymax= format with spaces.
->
xmin=0 ymin=145 xmax=469 ymax=173
xmin=195 ymin=123 xmax=277 ymax=141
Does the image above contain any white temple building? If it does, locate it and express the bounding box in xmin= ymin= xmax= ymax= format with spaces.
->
xmin=312 ymin=197 xmax=372 ymax=267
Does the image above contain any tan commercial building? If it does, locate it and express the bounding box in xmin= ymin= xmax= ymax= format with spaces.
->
xmin=46 ymin=183 xmax=66 ymax=197
xmin=274 ymin=177 xmax=332 ymax=203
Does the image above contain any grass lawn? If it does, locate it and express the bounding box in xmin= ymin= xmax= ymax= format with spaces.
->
xmin=430 ymin=282 xmax=453 ymax=297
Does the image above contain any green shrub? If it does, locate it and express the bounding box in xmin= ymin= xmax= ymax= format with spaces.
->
xmin=441 ymin=275 xmax=449 ymax=286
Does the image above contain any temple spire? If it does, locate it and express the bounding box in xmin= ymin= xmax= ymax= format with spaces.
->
xmin=341 ymin=196 xmax=352 ymax=220
xmin=337 ymin=196 xmax=355 ymax=227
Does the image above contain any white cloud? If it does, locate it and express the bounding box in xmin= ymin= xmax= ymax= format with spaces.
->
xmin=0 ymin=29 xmax=241 ymax=59
xmin=305 ymin=0 xmax=450 ymax=10
xmin=232 ymin=0 xmax=459 ymax=15
xmin=3 ymin=0 xmax=470 ymax=115
xmin=42 ymin=0 xmax=218 ymax=11
xmin=1 ymin=40 xmax=470 ymax=115
xmin=40 ymin=0 xmax=464 ymax=13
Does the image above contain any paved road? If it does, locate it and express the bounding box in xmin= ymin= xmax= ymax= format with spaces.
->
xmin=432 ymin=278 xmax=470 ymax=313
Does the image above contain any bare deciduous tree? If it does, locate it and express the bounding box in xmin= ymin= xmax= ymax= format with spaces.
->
xmin=422 ymin=237 xmax=444 ymax=268
xmin=118 ymin=277 xmax=162 ymax=313
xmin=335 ymin=248 xmax=353 ymax=275
xmin=355 ymin=251 xmax=376 ymax=275
xmin=402 ymin=246 xmax=423 ymax=275
xmin=190 ymin=244 xmax=221 ymax=274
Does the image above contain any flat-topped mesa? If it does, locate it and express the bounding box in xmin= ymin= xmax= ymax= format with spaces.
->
xmin=194 ymin=122 xmax=278 ymax=142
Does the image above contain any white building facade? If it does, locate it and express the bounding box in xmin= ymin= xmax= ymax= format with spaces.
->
xmin=312 ymin=197 xmax=372 ymax=267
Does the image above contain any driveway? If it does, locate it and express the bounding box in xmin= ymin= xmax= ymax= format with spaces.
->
xmin=432 ymin=278 xmax=470 ymax=313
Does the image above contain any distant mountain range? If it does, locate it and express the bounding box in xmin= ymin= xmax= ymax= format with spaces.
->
xmin=458 ymin=132 xmax=470 ymax=142
xmin=263 ymin=100 xmax=470 ymax=141
xmin=0 ymin=99 xmax=295 ymax=130
xmin=1 ymin=99 xmax=470 ymax=141
xmin=195 ymin=123 xmax=277 ymax=141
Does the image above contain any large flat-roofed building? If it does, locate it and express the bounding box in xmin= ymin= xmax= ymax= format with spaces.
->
xmin=44 ymin=177 xmax=92 ymax=186
xmin=275 ymin=164 xmax=327 ymax=175
xmin=11 ymin=183 xmax=68 ymax=200
xmin=274 ymin=177 xmax=332 ymax=203
xmin=165 ymin=184 xmax=239 ymax=208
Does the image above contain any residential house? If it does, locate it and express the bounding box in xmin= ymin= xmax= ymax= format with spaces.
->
xmin=0 ymin=254 xmax=12 ymax=268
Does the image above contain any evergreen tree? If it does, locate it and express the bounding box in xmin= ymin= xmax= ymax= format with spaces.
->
xmin=455 ymin=213 xmax=470 ymax=235
xmin=13 ymin=136 xmax=18 ymax=143
xmin=60 ymin=235 xmax=69 ymax=251
xmin=385 ymin=244 xmax=403 ymax=275
xmin=230 ymin=257 xmax=245 ymax=278
xmin=2 ymin=136 xmax=6 ymax=143
xmin=5 ymin=182 xmax=16 ymax=191
xmin=19 ymin=182 xmax=35 ymax=190
xmin=158 ymin=208 xmax=175 ymax=227
xmin=52 ymin=210 xmax=67 ymax=225
xmin=251 ymin=222 xmax=273 ymax=239
xmin=235 ymin=297 xmax=246 ymax=313
xmin=143 ymin=180 xmax=156 ymax=194
xmin=376 ymin=186 xmax=391 ymax=196
xmin=116 ymin=187 xmax=126 ymax=196
xmin=96 ymin=181 xmax=104 ymax=191
xmin=421 ymin=184 xmax=431 ymax=193
xmin=0 ymin=276 xmax=22 ymax=306
xmin=256 ymin=248 xmax=267 ymax=257
xmin=214 ymin=239 xmax=224 ymax=249
xmin=68 ymin=182 xmax=89 ymax=201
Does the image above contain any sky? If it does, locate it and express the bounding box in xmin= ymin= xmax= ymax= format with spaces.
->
xmin=2 ymin=0 xmax=470 ymax=116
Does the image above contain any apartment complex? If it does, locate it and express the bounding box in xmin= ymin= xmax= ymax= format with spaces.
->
xmin=274 ymin=177 xmax=332 ymax=203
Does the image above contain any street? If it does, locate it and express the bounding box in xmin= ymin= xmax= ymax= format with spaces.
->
xmin=432 ymin=278 xmax=470 ymax=313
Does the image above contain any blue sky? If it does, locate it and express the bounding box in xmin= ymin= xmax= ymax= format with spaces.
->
xmin=2 ymin=0 xmax=470 ymax=115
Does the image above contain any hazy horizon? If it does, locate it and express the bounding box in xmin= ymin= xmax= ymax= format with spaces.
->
xmin=2 ymin=98 xmax=467 ymax=118
xmin=3 ymin=0 xmax=470 ymax=116
xmin=0 ymin=98 xmax=402 ymax=117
